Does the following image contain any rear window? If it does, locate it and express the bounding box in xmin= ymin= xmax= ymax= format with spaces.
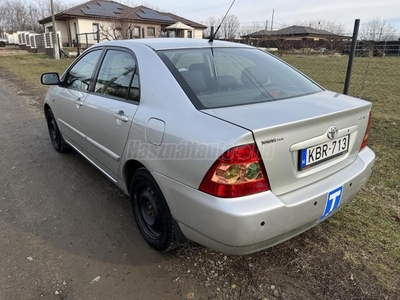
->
xmin=159 ymin=48 xmax=323 ymax=109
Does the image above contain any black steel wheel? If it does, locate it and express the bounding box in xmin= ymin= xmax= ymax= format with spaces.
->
xmin=45 ymin=108 xmax=70 ymax=152
xmin=131 ymin=168 xmax=176 ymax=252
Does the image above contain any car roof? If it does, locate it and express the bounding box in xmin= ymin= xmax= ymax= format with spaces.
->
xmin=93 ymin=38 xmax=254 ymax=51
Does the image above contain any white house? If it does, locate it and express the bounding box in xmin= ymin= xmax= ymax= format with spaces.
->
xmin=38 ymin=0 xmax=206 ymax=46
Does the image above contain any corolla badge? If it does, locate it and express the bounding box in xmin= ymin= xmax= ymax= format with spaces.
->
xmin=327 ymin=126 xmax=339 ymax=140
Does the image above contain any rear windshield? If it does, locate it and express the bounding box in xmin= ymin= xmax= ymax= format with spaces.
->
xmin=159 ymin=48 xmax=323 ymax=109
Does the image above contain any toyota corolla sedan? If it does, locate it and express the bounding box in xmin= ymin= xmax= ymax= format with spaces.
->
xmin=41 ymin=39 xmax=375 ymax=255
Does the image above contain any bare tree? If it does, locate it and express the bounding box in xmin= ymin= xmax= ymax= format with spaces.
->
xmin=220 ymin=14 xmax=240 ymax=40
xmin=0 ymin=0 xmax=30 ymax=31
xmin=360 ymin=18 xmax=397 ymax=41
xmin=300 ymin=38 xmax=318 ymax=55
xmin=275 ymin=38 xmax=293 ymax=56
xmin=201 ymin=16 xmax=220 ymax=39
xmin=201 ymin=14 xmax=240 ymax=40
xmin=297 ymin=20 xmax=346 ymax=35
xmin=99 ymin=20 xmax=164 ymax=41
xmin=0 ymin=0 xmax=75 ymax=32
xmin=239 ymin=21 xmax=265 ymax=37
xmin=99 ymin=20 xmax=135 ymax=41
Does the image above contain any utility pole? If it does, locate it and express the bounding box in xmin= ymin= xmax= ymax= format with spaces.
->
xmin=265 ymin=20 xmax=269 ymax=31
xmin=271 ymin=9 xmax=274 ymax=32
xmin=50 ymin=0 xmax=60 ymax=59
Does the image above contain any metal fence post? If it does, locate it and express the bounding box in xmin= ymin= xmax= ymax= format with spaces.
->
xmin=76 ymin=33 xmax=80 ymax=56
xmin=344 ymin=19 xmax=360 ymax=95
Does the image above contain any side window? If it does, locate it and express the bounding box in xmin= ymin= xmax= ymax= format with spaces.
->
xmin=94 ymin=50 xmax=139 ymax=101
xmin=65 ymin=50 xmax=102 ymax=91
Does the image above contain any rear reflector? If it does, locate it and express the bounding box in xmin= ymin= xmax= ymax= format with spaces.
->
xmin=199 ymin=144 xmax=270 ymax=198
xmin=360 ymin=112 xmax=372 ymax=151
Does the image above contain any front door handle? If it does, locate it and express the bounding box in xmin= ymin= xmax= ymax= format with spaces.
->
xmin=114 ymin=111 xmax=129 ymax=122
xmin=76 ymin=98 xmax=83 ymax=108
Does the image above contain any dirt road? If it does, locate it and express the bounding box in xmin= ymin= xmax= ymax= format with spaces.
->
xmin=0 ymin=75 xmax=206 ymax=299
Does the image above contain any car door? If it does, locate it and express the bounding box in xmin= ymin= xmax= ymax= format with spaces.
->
xmin=53 ymin=49 xmax=103 ymax=153
xmin=80 ymin=48 xmax=140 ymax=180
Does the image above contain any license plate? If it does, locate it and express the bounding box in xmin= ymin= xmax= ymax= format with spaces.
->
xmin=299 ymin=135 xmax=349 ymax=170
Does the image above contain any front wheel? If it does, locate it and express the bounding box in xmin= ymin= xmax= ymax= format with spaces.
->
xmin=130 ymin=169 xmax=176 ymax=252
xmin=45 ymin=108 xmax=70 ymax=152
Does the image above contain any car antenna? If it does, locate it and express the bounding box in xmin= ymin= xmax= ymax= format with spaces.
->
xmin=208 ymin=0 xmax=237 ymax=43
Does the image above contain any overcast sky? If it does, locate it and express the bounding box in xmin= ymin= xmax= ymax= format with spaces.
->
xmin=139 ymin=0 xmax=400 ymax=34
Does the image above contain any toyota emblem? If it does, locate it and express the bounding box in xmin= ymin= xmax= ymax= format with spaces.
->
xmin=327 ymin=126 xmax=339 ymax=140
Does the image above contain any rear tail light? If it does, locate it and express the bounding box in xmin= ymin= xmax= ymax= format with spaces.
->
xmin=199 ymin=144 xmax=270 ymax=198
xmin=360 ymin=112 xmax=372 ymax=151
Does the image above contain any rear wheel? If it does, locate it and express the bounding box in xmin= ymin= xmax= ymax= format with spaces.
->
xmin=131 ymin=168 xmax=176 ymax=252
xmin=45 ymin=108 xmax=70 ymax=152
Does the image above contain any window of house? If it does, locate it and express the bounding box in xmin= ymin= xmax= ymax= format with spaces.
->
xmin=134 ymin=26 xmax=140 ymax=38
xmin=147 ymin=27 xmax=155 ymax=36
xmin=94 ymin=50 xmax=139 ymax=101
xmin=92 ymin=23 xmax=99 ymax=41
xmin=65 ymin=50 xmax=102 ymax=91
xmin=187 ymin=31 xmax=193 ymax=38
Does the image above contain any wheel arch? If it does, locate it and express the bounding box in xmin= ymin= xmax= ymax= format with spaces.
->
xmin=123 ymin=159 xmax=146 ymax=195
xmin=44 ymin=103 xmax=51 ymax=113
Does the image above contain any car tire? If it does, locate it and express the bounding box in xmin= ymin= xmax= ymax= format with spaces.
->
xmin=45 ymin=108 xmax=70 ymax=152
xmin=131 ymin=168 xmax=176 ymax=252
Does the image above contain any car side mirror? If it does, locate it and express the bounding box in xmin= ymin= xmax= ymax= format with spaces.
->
xmin=41 ymin=72 xmax=61 ymax=85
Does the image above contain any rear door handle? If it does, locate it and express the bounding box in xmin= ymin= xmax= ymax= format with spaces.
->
xmin=114 ymin=111 xmax=129 ymax=122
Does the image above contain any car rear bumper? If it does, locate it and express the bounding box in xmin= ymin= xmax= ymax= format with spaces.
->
xmin=152 ymin=147 xmax=375 ymax=255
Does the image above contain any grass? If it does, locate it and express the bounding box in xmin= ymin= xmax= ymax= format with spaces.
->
xmin=282 ymin=54 xmax=400 ymax=293
xmin=0 ymin=51 xmax=399 ymax=297
xmin=0 ymin=53 xmax=73 ymax=90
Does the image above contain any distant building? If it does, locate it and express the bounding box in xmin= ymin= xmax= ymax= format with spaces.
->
xmin=242 ymin=25 xmax=351 ymax=51
xmin=38 ymin=0 xmax=206 ymax=46
xmin=243 ymin=25 xmax=350 ymax=41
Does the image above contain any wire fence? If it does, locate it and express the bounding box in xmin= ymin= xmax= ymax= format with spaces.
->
xmin=265 ymin=41 xmax=400 ymax=113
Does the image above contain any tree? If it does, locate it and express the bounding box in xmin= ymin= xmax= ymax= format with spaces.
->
xmin=0 ymin=0 xmax=30 ymax=32
xmin=99 ymin=20 xmax=134 ymax=41
xmin=296 ymin=20 xmax=346 ymax=35
xmin=99 ymin=20 xmax=164 ymax=41
xmin=275 ymin=38 xmax=293 ymax=56
xmin=239 ymin=21 xmax=265 ymax=37
xmin=220 ymin=14 xmax=240 ymax=40
xmin=201 ymin=14 xmax=240 ymax=40
xmin=359 ymin=18 xmax=397 ymax=41
xmin=201 ymin=16 xmax=220 ymax=39
xmin=0 ymin=0 xmax=75 ymax=33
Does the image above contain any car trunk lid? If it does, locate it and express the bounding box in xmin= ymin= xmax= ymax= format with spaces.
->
xmin=203 ymin=91 xmax=372 ymax=196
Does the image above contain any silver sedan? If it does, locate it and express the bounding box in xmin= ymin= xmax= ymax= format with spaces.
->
xmin=41 ymin=39 xmax=375 ymax=254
